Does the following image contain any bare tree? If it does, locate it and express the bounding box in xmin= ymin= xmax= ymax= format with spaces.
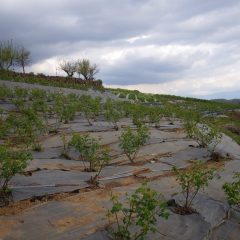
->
xmin=59 ymin=60 xmax=77 ymax=77
xmin=15 ymin=46 xmax=31 ymax=73
xmin=76 ymin=58 xmax=99 ymax=80
xmin=0 ymin=40 xmax=16 ymax=70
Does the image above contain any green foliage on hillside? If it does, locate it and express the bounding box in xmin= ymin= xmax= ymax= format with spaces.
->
xmin=0 ymin=72 xmax=239 ymax=145
xmin=0 ymin=70 xmax=103 ymax=91
xmin=109 ymin=87 xmax=240 ymax=145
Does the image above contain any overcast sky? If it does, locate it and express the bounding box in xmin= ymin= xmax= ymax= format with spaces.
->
xmin=1 ymin=0 xmax=240 ymax=99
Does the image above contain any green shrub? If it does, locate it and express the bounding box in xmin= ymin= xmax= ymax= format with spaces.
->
xmin=0 ymin=117 xmax=8 ymax=138
xmin=89 ymin=147 xmax=110 ymax=185
xmin=0 ymin=145 xmax=32 ymax=202
xmin=79 ymin=95 xmax=101 ymax=125
xmin=60 ymin=133 xmax=69 ymax=158
xmin=163 ymin=103 xmax=176 ymax=124
xmin=184 ymin=120 xmax=196 ymax=139
xmin=107 ymin=183 xmax=169 ymax=240
xmin=147 ymin=107 xmax=162 ymax=128
xmin=32 ymin=143 xmax=43 ymax=152
xmin=6 ymin=108 xmax=44 ymax=146
xmin=119 ymin=93 xmax=126 ymax=99
xmin=128 ymin=93 xmax=136 ymax=100
xmin=172 ymin=161 xmax=217 ymax=210
xmin=30 ymin=88 xmax=47 ymax=101
xmin=0 ymin=85 xmax=13 ymax=99
xmin=136 ymin=94 xmax=146 ymax=102
xmin=223 ymin=172 xmax=240 ymax=205
xmin=192 ymin=124 xmax=222 ymax=155
xmin=131 ymin=105 xmax=148 ymax=127
xmin=119 ymin=125 xmax=150 ymax=162
xmin=51 ymin=93 xmax=78 ymax=126
xmin=12 ymin=88 xmax=29 ymax=111
xmin=0 ymin=107 xmax=3 ymax=119
xmin=145 ymin=95 xmax=155 ymax=102
xmin=104 ymin=99 xmax=122 ymax=130
xmin=69 ymin=133 xmax=110 ymax=172
xmin=32 ymin=99 xmax=49 ymax=132
xmin=14 ymin=87 xmax=28 ymax=100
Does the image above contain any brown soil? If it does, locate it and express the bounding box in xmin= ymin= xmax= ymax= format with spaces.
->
xmin=0 ymin=219 xmax=19 ymax=238
xmin=55 ymin=190 xmax=109 ymax=234
xmin=0 ymin=192 xmax=77 ymax=216
xmin=104 ymin=176 xmax=139 ymax=189
xmin=167 ymin=198 xmax=198 ymax=215
xmin=0 ymin=199 xmax=36 ymax=216
xmin=206 ymin=158 xmax=230 ymax=169
xmin=0 ymin=152 xmax=230 ymax=217
xmin=119 ymin=152 xmax=172 ymax=167
xmin=42 ymin=163 xmax=84 ymax=171
xmin=146 ymin=170 xmax=176 ymax=181
xmin=160 ymin=128 xmax=184 ymax=133
xmin=22 ymin=168 xmax=41 ymax=176
xmin=50 ymin=215 xmax=95 ymax=233
xmin=172 ymin=205 xmax=198 ymax=215
xmin=185 ymin=158 xmax=227 ymax=170
xmin=0 ymin=174 xmax=142 ymax=217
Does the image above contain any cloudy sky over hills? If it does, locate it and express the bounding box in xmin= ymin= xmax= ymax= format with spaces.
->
xmin=1 ymin=0 xmax=240 ymax=99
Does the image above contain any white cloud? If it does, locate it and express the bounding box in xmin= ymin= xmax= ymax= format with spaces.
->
xmin=126 ymin=34 xmax=151 ymax=43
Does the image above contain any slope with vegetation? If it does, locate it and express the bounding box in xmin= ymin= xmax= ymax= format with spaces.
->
xmin=0 ymin=41 xmax=239 ymax=239
xmin=109 ymin=87 xmax=240 ymax=145
xmin=0 ymin=79 xmax=239 ymax=239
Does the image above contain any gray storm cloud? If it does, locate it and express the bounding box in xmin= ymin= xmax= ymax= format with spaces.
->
xmin=0 ymin=0 xmax=240 ymax=98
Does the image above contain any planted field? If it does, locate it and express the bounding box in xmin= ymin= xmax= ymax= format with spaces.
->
xmin=0 ymin=81 xmax=239 ymax=240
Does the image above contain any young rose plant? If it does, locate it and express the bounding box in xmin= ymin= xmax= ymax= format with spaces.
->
xmin=192 ymin=124 xmax=222 ymax=154
xmin=5 ymin=108 xmax=44 ymax=147
xmin=0 ymin=85 xmax=13 ymax=100
xmin=0 ymin=145 xmax=32 ymax=204
xmin=184 ymin=118 xmax=222 ymax=159
xmin=119 ymin=125 xmax=150 ymax=163
xmin=147 ymin=107 xmax=162 ymax=128
xmin=223 ymin=172 xmax=240 ymax=206
xmin=51 ymin=93 xmax=78 ymax=128
xmin=89 ymin=147 xmax=111 ymax=185
xmin=69 ymin=133 xmax=110 ymax=172
xmin=79 ymin=95 xmax=101 ymax=125
xmin=172 ymin=161 xmax=218 ymax=211
xmin=107 ymin=183 xmax=169 ymax=240
xmin=104 ymin=99 xmax=122 ymax=130
xmin=131 ymin=106 xmax=147 ymax=127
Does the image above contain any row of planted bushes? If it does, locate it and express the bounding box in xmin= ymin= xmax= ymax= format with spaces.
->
xmin=0 ymin=70 xmax=103 ymax=89
xmin=0 ymin=84 xmax=239 ymax=237
xmin=111 ymin=88 xmax=238 ymax=110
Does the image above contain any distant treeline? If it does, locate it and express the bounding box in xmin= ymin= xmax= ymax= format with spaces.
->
xmin=0 ymin=39 xmax=102 ymax=88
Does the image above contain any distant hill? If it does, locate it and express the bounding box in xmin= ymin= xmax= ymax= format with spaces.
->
xmin=212 ymin=99 xmax=240 ymax=104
